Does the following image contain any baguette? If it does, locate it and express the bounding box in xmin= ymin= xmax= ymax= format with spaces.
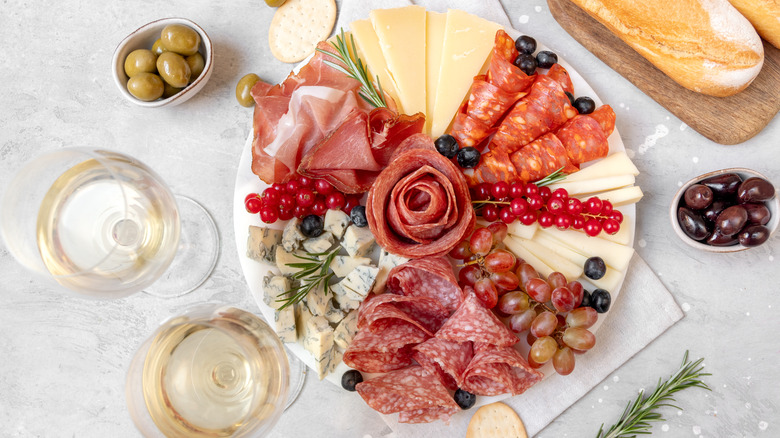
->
xmin=568 ymin=0 xmax=764 ymax=97
xmin=728 ymin=0 xmax=780 ymax=49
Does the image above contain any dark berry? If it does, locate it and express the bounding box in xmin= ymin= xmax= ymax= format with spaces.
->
xmin=574 ymin=96 xmax=596 ymax=114
xmin=564 ymin=91 xmax=575 ymax=106
xmin=583 ymin=257 xmax=606 ymax=280
xmin=453 ymin=389 xmax=477 ymax=409
xmin=514 ymin=53 xmax=537 ymax=76
xmin=536 ymin=50 xmax=558 ymax=69
xmin=350 ymin=205 xmax=368 ymax=227
xmin=341 ymin=370 xmax=363 ymax=391
xmin=434 ymin=134 xmax=459 ymax=158
xmin=457 ymin=147 xmax=481 ymax=168
xmin=591 ymin=289 xmax=611 ymax=313
xmin=515 ymin=35 xmax=537 ymax=55
xmin=300 ymin=214 xmax=324 ymax=238
xmin=580 ymin=290 xmax=592 ymax=308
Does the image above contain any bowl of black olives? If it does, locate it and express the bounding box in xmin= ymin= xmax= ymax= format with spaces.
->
xmin=670 ymin=168 xmax=778 ymax=252
xmin=112 ymin=18 xmax=213 ymax=107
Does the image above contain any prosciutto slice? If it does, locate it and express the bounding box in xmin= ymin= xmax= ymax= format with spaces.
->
xmin=461 ymin=346 xmax=543 ymax=396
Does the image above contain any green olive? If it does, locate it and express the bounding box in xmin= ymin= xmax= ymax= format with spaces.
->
xmin=124 ymin=49 xmax=157 ymax=78
xmin=160 ymin=24 xmax=201 ymax=56
xmin=265 ymin=0 xmax=287 ymax=6
xmin=127 ymin=73 xmax=164 ymax=101
xmin=236 ymin=73 xmax=261 ymax=107
xmin=151 ymin=38 xmax=167 ymax=56
xmin=162 ymin=81 xmax=183 ymax=98
xmin=156 ymin=52 xmax=191 ymax=88
xmin=186 ymin=52 xmax=205 ymax=82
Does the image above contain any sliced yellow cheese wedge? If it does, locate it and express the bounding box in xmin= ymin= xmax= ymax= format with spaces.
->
xmin=503 ymin=236 xmax=555 ymax=279
xmin=370 ymin=6 xmax=427 ymax=116
xmin=564 ymin=152 xmax=639 ymax=183
xmin=547 ymin=174 xmax=635 ymax=196
xmin=513 ymin=236 xmax=583 ymax=281
xmin=430 ymin=9 xmax=500 ymax=137
xmin=532 ymin=232 xmax=589 ymax=267
xmin=538 ymin=227 xmax=634 ymax=272
xmin=588 ymin=266 xmax=625 ymax=293
xmin=349 ymin=20 xmax=402 ymax=112
xmin=577 ymin=185 xmax=644 ymax=207
xmin=507 ymin=220 xmax=538 ymax=240
xmin=425 ymin=11 xmax=446 ymax=135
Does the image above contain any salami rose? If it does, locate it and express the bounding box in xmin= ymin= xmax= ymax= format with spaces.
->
xmin=367 ymin=134 xmax=476 ymax=258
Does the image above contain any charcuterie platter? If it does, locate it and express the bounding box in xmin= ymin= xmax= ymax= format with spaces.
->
xmin=234 ymin=6 xmax=642 ymax=424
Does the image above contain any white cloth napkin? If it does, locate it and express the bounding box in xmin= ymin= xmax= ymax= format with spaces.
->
xmin=333 ymin=1 xmax=685 ymax=436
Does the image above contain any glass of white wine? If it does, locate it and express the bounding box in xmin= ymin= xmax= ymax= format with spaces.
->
xmin=0 ymin=148 xmax=218 ymax=298
xmin=126 ymin=305 xmax=290 ymax=437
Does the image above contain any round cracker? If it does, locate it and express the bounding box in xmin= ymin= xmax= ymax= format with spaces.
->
xmin=268 ymin=0 xmax=337 ymax=63
xmin=466 ymin=402 xmax=528 ymax=438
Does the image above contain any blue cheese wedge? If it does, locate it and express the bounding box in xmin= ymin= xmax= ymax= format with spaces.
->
xmin=334 ymin=309 xmax=358 ymax=349
xmin=262 ymin=273 xmax=289 ymax=310
xmin=274 ymin=246 xmax=306 ymax=276
xmin=304 ymin=282 xmax=330 ymax=316
xmin=329 ymin=255 xmax=372 ymax=278
xmin=247 ymin=226 xmax=283 ymax=264
xmin=303 ymin=315 xmax=336 ymax=380
xmin=341 ymin=265 xmax=379 ymax=298
xmin=282 ymin=218 xmax=306 ymax=252
xmin=274 ymin=304 xmax=297 ymax=343
xmin=302 ymin=231 xmax=335 ymax=254
xmin=323 ymin=299 xmax=345 ymax=325
xmin=296 ymin=305 xmax=314 ymax=340
xmin=372 ymin=249 xmax=409 ymax=293
xmin=342 ymin=224 xmax=375 ymax=257
xmin=331 ymin=283 xmax=362 ymax=311
xmin=324 ymin=209 xmax=350 ymax=239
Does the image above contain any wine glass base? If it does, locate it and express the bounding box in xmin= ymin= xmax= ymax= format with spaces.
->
xmin=285 ymin=346 xmax=307 ymax=410
xmin=143 ymin=195 xmax=218 ymax=298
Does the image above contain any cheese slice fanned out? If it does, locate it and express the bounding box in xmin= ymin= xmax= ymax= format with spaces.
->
xmin=563 ymin=151 xmax=639 ymax=182
xmin=425 ymin=11 xmax=446 ymax=134
xmin=349 ymin=20 xmax=403 ymax=112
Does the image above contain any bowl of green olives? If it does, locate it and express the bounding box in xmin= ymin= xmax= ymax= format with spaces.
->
xmin=670 ymin=168 xmax=778 ymax=253
xmin=112 ymin=18 xmax=213 ymax=107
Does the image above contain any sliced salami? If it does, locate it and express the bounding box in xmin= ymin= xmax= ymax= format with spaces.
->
xmin=465 ymin=77 xmax=528 ymax=129
xmin=556 ymin=114 xmax=609 ymax=166
xmin=461 ymin=346 xmax=543 ymax=396
xmin=355 ymin=365 xmax=460 ymax=423
xmin=468 ymin=147 xmax=518 ymax=185
xmin=357 ymin=293 xmax=449 ymax=336
xmin=544 ymin=63 xmax=574 ymax=95
xmin=509 ymin=133 xmax=578 ymax=182
xmin=387 ymin=256 xmax=464 ymax=314
xmin=487 ymin=31 xmax=536 ymax=94
xmin=588 ymin=104 xmax=616 ymax=137
xmin=436 ymin=292 xmax=518 ymax=348
xmin=343 ymin=321 xmax=430 ymax=373
xmin=413 ymin=337 xmax=473 ymax=391
xmin=450 ymin=112 xmax=494 ymax=149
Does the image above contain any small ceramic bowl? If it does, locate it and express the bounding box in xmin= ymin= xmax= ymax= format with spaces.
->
xmin=112 ymin=18 xmax=213 ymax=108
xmin=670 ymin=168 xmax=779 ymax=253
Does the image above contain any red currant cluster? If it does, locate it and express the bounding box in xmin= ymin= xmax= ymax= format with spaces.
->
xmin=245 ymin=176 xmax=361 ymax=224
xmin=471 ymin=181 xmax=624 ymax=237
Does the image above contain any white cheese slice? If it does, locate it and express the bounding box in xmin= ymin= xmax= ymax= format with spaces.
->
xmin=274 ymin=304 xmax=297 ymax=343
xmin=247 ymin=226 xmax=283 ymax=264
xmin=506 ymin=220 xmax=539 ymax=240
xmin=563 ymin=152 xmax=639 ymax=183
xmin=503 ymin=236 xmax=555 ymax=279
xmin=262 ymin=274 xmax=290 ymax=310
xmin=349 ymin=19 xmax=403 ymax=112
xmin=577 ymin=185 xmax=644 ymax=207
xmin=323 ymin=209 xmax=351 ymax=240
xmin=370 ymin=6 xmax=427 ymax=116
xmin=302 ymin=316 xmax=335 ymax=380
xmin=547 ymin=174 xmax=636 ymax=196
xmin=302 ymin=231 xmax=335 ymax=254
xmin=539 ymin=227 xmax=634 ymax=272
xmin=425 ymin=11 xmax=446 ymax=134
xmin=342 ymin=224 xmax=375 ymax=257
xmin=532 ymin=233 xmax=589 ymax=268
xmin=430 ymin=9 xmax=500 ymax=137
xmin=334 ymin=310 xmax=359 ymax=349
xmin=282 ymin=218 xmax=306 ymax=252
xmin=512 ymin=236 xmax=583 ymax=281
xmin=588 ymin=266 xmax=625 ymax=292
xmin=372 ymin=249 xmax=409 ymax=293
xmin=330 ymin=255 xmax=372 ymax=278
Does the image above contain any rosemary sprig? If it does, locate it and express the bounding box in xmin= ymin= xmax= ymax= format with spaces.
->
xmin=533 ymin=166 xmax=567 ymax=187
xmin=276 ymin=247 xmax=339 ymax=310
xmin=596 ymin=351 xmax=711 ymax=438
xmin=316 ymin=29 xmax=388 ymax=108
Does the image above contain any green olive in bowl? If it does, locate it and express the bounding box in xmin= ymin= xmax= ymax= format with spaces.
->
xmin=161 ymin=24 xmax=201 ymax=56
xmin=162 ymin=82 xmax=183 ymax=98
xmin=157 ymin=52 xmax=191 ymax=88
xmin=151 ymin=38 xmax=167 ymax=56
xmin=236 ymin=73 xmax=261 ymax=107
xmin=127 ymin=73 xmax=164 ymax=101
xmin=186 ymin=52 xmax=205 ymax=82
xmin=124 ymin=49 xmax=158 ymax=77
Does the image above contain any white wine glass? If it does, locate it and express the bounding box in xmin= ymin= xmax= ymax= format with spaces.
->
xmin=126 ymin=305 xmax=290 ymax=437
xmin=0 ymin=148 xmax=218 ymax=298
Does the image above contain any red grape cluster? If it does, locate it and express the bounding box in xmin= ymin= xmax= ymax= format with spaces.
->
xmin=245 ymin=176 xmax=361 ymax=224
xmin=471 ymin=181 xmax=624 ymax=237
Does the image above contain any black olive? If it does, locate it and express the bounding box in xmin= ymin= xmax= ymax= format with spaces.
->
xmin=591 ymin=289 xmax=611 ymax=313
xmin=580 ymin=290 xmax=592 ymax=308
xmin=350 ymin=205 xmax=368 ymax=227
xmin=453 ymin=389 xmax=477 ymax=409
xmin=341 ymin=370 xmax=363 ymax=391
xmin=434 ymin=134 xmax=459 ymax=159
xmin=536 ymin=50 xmax=558 ymax=69
xmin=583 ymin=257 xmax=606 ymax=280
xmin=300 ymin=214 xmax=324 ymax=238
xmin=457 ymin=147 xmax=481 ymax=168
xmin=514 ymin=53 xmax=537 ymax=76
xmin=564 ymin=91 xmax=575 ymax=106
xmin=515 ymin=35 xmax=537 ymax=55
xmin=574 ymin=96 xmax=596 ymax=114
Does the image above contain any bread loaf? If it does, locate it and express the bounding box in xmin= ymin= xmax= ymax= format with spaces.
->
xmin=567 ymin=0 xmax=764 ymax=96
xmin=728 ymin=0 xmax=780 ymax=49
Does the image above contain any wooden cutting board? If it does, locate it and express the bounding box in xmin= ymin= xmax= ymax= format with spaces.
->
xmin=547 ymin=0 xmax=780 ymax=145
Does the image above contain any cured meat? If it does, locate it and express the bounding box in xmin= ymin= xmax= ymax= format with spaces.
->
xmin=355 ymin=365 xmax=460 ymax=424
xmin=556 ymin=114 xmax=609 ymax=166
xmin=450 ymin=111 xmax=494 ymax=149
xmin=467 ymin=147 xmax=517 ymax=185
xmin=367 ymin=134 xmax=475 ymax=258
xmin=509 ymin=133 xmax=578 ymax=182
xmin=544 ymin=63 xmax=574 ymax=95
xmin=588 ymin=104 xmax=616 ymax=137
xmin=357 ymin=293 xmax=449 ymax=336
xmin=387 ymin=256 xmax=464 ymax=314
xmin=297 ymin=108 xmax=425 ymax=193
xmin=436 ymin=292 xmax=518 ymax=348
xmin=412 ymin=338 xmax=473 ymax=391
xmin=490 ymin=75 xmax=578 ymax=153
xmin=343 ymin=321 xmax=430 ymax=373
xmin=461 ymin=346 xmax=543 ymax=396
xmin=486 ymin=31 xmax=536 ymax=94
